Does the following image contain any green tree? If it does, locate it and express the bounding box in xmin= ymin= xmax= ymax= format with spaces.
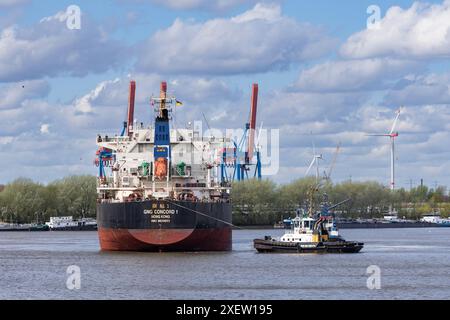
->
xmin=51 ymin=175 xmax=97 ymax=218
xmin=0 ymin=178 xmax=46 ymax=223
xmin=232 ymin=179 xmax=278 ymax=225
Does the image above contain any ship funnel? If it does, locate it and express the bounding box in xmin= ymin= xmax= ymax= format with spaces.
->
xmin=160 ymin=81 xmax=167 ymax=99
xmin=247 ymin=83 xmax=259 ymax=162
xmin=159 ymin=81 xmax=168 ymax=119
xmin=127 ymin=80 xmax=136 ymax=137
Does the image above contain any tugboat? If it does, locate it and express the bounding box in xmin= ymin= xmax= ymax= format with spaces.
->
xmin=254 ymin=193 xmax=364 ymax=254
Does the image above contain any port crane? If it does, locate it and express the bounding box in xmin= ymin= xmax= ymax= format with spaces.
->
xmin=220 ymin=84 xmax=262 ymax=183
xmin=324 ymin=142 xmax=341 ymax=181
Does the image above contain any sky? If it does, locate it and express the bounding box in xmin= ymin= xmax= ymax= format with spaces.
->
xmin=0 ymin=0 xmax=449 ymax=189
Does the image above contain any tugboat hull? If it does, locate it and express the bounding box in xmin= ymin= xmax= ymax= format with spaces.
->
xmin=253 ymin=238 xmax=364 ymax=254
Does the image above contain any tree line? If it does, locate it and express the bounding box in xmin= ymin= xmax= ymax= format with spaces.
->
xmin=0 ymin=176 xmax=97 ymax=224
xmin=0 ymin=176 xmax=448 ymax=225
xmin=232 ymin=178 xmax=450 ymax=225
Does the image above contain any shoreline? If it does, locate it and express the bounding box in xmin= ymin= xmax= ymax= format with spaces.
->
xmin=2 ymin=223 xmax=449 ymax=232
xmin=235 ymin=222 xmax=450 ymax=230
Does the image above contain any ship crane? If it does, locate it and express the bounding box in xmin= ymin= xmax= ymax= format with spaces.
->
xmin=324 ymin=142 xmax=341 ymax=181
xmin=95 ymin=147 xmax=114 ymax=179
xmin=221 ymin=84 xmax=262 ymax=183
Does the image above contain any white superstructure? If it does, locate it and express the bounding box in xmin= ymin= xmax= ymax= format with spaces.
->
xmin=45 ymin=216 xmax=98 ymax=230
xmin=95 ymin=81 xmax=235 ymax=205
xmin=278 ymin=210 xmax=342 ymax=244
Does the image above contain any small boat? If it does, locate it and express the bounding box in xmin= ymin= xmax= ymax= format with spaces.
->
xmin=45 ymin=216 xmax=97 ymax=231
xmin=0 ymin=223 xmax=49 ymax=232
xmin=0 ymin=223 xmax=30 ymax=232
xmin=254 ymin=197 xmax=364 ymax=254
xmin=29 ymin=223 xmax=50 ymax=231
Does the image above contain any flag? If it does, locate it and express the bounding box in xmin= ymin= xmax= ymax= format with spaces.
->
xmin=176 ymin=100 xmax=183 ymax=107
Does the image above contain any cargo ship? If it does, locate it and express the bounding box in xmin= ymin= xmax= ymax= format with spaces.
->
xmin=95 ymin=81 xmax=233 ymax=251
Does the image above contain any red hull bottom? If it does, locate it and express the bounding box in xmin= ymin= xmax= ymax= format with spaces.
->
xmin=98 ymin=227 xmax=232 ymax=252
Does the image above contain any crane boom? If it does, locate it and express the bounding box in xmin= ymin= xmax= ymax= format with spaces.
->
xmin=247 ymin=84 xmax=259 ymax=163
xmin=327 ymin=142 xmax=341 ymax=180
xmin=126 ymin=80 xmax=136 ymax=137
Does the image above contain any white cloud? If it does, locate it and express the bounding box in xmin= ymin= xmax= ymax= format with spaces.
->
xmin=0 ymin=0 xmax=29 ymax=7
xmin=231 ymin=1 xmax=280 ymax=21
xmin=0 ymin=136 xmax=14 ymax=145
xmin=168 ymin=77 xmax=242 ymax=103
xmin=136 ymin=3 xmax=336 ymax=75
xmin=348 ymin=105 xmax=425 ymax=135
xmin=272 ymin=103 xmax=450 ymax=185
xmin=294 ymin=58 xmax=421 ymax=93
xmin=0 ymin=100 xmax=54 ymax=136
xmin=385 ymin=73 xmax=450 ymax=106
xmin=148 ymin=0 xmax=259 ymax=11
xmin=0 ymin=80 xmax=50 ymax=110
xmin=341 ymin=0 xmax=450 ymax=59
xmin=40 ymin=124 xmax=50 ymax=134
xmin=73 ymin=74 xmax=242 ymax=118
xmin=259 ymin=90 xmax=368 ymax=128
xmin=0 ymin=11 xmax=124 ymax=82
xmin=74 ymin=78 xmax=121 ymax=114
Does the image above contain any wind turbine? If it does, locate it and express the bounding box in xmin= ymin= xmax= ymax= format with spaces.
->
xmin=305 ymin=138 xmax=323 ymax=182
xmin=367 ymin=108 xmax=402 ymax=190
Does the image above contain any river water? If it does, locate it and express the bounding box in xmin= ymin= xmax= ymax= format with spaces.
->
xmin=0 ymin=228 xmax=449 ymax=300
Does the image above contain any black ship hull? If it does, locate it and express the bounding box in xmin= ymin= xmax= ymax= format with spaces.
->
xmin=97 ymin=200 xmax=232 ymax=252
xmin=254 ymin=238 xmax=364 ymax=254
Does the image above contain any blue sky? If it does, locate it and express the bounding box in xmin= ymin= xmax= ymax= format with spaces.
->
xmin=0 ymin=0 xmax=449 ymax=190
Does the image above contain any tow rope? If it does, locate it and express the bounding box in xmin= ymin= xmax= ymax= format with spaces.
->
xmin=164 ymin=199 xmax=242 ymax=229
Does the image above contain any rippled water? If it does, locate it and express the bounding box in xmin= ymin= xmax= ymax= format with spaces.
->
xmin=0 ymin=228 xmax=449 ymax=300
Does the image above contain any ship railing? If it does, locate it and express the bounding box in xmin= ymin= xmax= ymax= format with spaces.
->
xmin=97 ymin=177 xmax=114 ymax=188
xmin=97 ymin=195 xmax=230 ymax=204
xmin=98 ymin=135 xmax=131 ymax=143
